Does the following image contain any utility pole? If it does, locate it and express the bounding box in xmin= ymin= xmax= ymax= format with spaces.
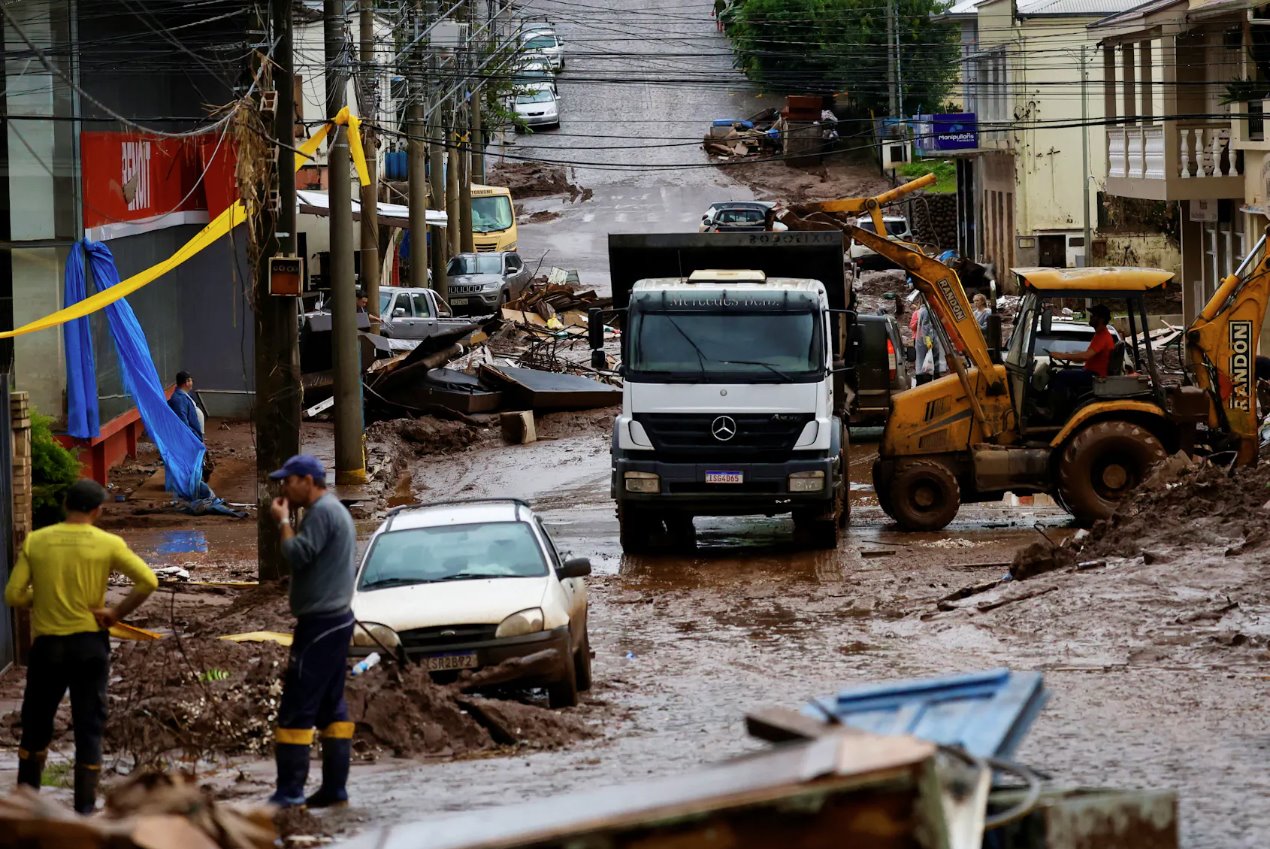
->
xmin=427 ymin=54 xmax=448 ymax=297
xmin=326 ymin=0 xmax=366 ymax=485
xmin=886 ymin=1 xmax=897 ymax=117
xmin=447 ymin=104 xmax=461 ymax=258
xmin=407 ymin=1 xmax=429 ymax=288
xmin=457 ymin=12 xmax=474 ymax=254
xmin=358 ymin=0 xmax=380 ymax=318
xmin=894 ymin=1 xmax=904 ymax=116
xmin=470 ymin=0 xmax=486 ymax=183
xmin=1080 ymin=44 xmax=1092 ymax=267
xmin=258 ymin=0 xmax=302 ymax=581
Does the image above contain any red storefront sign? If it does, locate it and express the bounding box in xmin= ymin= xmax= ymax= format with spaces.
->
xmin=80 ymin=131 xmax=239 ymax=229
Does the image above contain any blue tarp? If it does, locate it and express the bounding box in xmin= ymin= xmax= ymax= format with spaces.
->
xmin=63 ymin=241 xmax=206 ymax=501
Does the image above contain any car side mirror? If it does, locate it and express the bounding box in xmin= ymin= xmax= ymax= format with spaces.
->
xmin=588 ymin=307 xmax=604 ymax=350
xmin=393 ymin=308 xmax=406 ymax=317
xmin=558 ymin=557 xmax=591 ymax=578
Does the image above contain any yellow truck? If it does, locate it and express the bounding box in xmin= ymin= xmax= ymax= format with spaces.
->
xmin=471 ymin=184 xmax=517 ymax=252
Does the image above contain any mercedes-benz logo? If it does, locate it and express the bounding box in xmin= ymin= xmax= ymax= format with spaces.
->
xmin=711 ymin=416 xmax=737 ymax=442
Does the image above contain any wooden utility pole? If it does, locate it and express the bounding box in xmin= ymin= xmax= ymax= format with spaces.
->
xmin=886 ymin=1 xmax=897 ymax=117
xmin=358 ymin=0 xmax=380 ymax=318
xmin=427 ymin=91 xmax=448 ymax=296
xmin=326 ymin=0 xmax=366 ymax=485
xmin=257 ymin=0 xmax=302 ymax=581
xmin=457 ymin=13 xmax=474 ymax=253
xmin=446 ymin=107 xmax=461 ymax=259
xmin=407 ymin=1 xmax=429 ymax=288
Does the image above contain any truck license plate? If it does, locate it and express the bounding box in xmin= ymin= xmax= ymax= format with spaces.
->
xmin=422 ymin=651 xmax=477 ymax=671
xmin=705 ymin=471 xmax=744 ymax=484
xmin=450 ymin=297 xmax=470 ymax=306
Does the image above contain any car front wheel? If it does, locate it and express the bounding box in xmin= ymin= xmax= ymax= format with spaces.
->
xmin=547 ymin=650 xmax=579 ymax=708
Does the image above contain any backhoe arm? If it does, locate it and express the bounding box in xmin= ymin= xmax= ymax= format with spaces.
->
xmin=1186 ymin=234 xmax=1270 ymax=463
xmin=792 ymin=173 xmax=937 ymax=236
xmin=846 ymin=226 xmax=1001 ymax=392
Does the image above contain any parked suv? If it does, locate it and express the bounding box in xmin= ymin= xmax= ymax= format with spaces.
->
xmin=447 ymin=251 xmax=532 ymax=314
xmin=847 ymin=215 xmax=914 ymax=268
xmin=349 ymin=499 xmax=592 ymax=708
xmin=851 ymin=313 xmax=911 ymax=425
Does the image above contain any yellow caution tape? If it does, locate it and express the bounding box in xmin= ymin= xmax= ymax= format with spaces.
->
xmin=219 ymin=630 xmax=294 ymax=647
xmin=0 ymin=106 xmax=371 ymax=341
xmin=108 ymin=622 xmax=164 ymax=641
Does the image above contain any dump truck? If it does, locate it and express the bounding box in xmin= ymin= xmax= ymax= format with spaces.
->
xmin=590 ymin=232 xmax=857 ymax=552
xmin=782 ymin=191 xmax=1270 ymax=530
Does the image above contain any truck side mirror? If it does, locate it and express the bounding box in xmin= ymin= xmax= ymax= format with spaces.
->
xmin=588 ymin=308 xmax=604 ymax=350
xmin=986 ymin=313 xmax=1003 ymax=363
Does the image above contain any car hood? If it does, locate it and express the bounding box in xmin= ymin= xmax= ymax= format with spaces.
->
xmin=450 ymin=273 xmax=504 ymax=286
xmin=351 ymin=575 xmax=551 ymax=631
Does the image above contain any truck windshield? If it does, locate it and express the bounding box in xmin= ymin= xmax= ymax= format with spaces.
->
xmin=472 ymin=195 xmax=513 ymax=233
xmin=628 ymin=310 xmax=821 ymax=382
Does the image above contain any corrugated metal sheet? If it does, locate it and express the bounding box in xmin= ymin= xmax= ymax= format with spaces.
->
xmin=805 ymin=668 xmax=1048 ymax=759
xmin=1017 ymin=0 xmax=1143 ymax=14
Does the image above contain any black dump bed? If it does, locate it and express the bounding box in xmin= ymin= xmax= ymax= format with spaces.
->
xmin=607 ymin=232 xmax=851 ymax=312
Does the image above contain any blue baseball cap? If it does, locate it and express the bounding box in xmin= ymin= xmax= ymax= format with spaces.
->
xmin=269 ymin=454 xmax=326 ymax=482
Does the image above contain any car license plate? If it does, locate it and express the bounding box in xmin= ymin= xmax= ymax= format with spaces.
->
xmin=422 ymin=651 xmax=477 ymax=672
xmin=705 ymin=470 xmax=743 ymax=484
xmin=450 ymin=297 xmax=470 ymax=306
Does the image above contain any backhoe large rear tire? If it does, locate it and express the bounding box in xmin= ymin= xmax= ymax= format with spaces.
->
xmin=1058 ymin=421 xmax=1166 ymax=524
xmin=887 ymin=460 xmax=960 ymax=531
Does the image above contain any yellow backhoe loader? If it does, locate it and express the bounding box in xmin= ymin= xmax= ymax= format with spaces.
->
xmin=781 ymin=180 xmax=1269 ymax=530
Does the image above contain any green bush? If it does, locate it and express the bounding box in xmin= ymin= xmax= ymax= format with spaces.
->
xmin=898 ymin=160 xmax=957 ymax=194
xmin=31 ymin=411 xmax=82 ymax=528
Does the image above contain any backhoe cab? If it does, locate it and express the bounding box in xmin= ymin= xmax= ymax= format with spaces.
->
xmin=780 ymin=184 xmax=1270 ymax=532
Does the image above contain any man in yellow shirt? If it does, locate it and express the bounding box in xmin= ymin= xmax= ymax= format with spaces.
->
xmin=4 ymin=479 xmax=157 ymax=814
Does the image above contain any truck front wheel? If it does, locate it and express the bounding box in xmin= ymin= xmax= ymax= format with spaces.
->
xmin=617 ymin=503 xmax=656 ymax=554
xmin=886 ymin=460 xmax=960 ymax=531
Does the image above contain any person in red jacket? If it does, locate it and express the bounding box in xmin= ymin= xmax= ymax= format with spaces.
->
xmin=1047 ymin=304 xmax=1115 ymax=400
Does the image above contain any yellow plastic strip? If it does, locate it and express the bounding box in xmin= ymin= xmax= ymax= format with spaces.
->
xmin=108 ymin=622 xmax=164 ymax=641
xmin=1 ymin=105 xmax=370 ymax=341
xmin=275 ymin=727 xmax=316 ymax=745
xmin=219 ymin=630 xmax=294 ymax=647
xmin=320 ymin=721 xmax=355 ymax=740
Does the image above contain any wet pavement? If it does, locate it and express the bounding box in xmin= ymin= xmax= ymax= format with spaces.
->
xmin=497 ymin=0 xmax=775 ymax=290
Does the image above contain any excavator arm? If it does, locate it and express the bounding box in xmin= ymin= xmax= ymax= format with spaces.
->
xmin=1186 ymin=233 xmax=1270 ymax=463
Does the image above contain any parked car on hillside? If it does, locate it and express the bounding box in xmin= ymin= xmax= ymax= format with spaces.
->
xmin=350 ymin=499 xmax=592 ymax=708
xmin=513 ymin=57 xmax=558 ymax=97
xmin=522 ymin=29 xmax=565 ymax=70
xmin=447 ymin=251 xmax=532 ymax=314
xmin=847 ymin=215 xmax=914 ymax=268
xmin=699 ymin=201 xmax=774 ymax=233
xmin=512 ymin=84 xmax=560 ymax=130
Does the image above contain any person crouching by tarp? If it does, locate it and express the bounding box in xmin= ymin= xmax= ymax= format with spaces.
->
xmin=4 ymin=480 xmax=158 ymax=814
xmin=267 ymin=455 xmax=357 ymax=808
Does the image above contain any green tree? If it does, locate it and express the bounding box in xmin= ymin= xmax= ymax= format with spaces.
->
xmin=728 ymin=0 xmax=959 ymax=115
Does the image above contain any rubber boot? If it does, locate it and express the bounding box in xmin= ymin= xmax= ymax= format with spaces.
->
xmin=73 ymin=764 xmax=100 ymax=815
xmin=304 ymin=737 xmax=351 ymax=809
xmin=268 ymin=743 xmax=311 ymax=808
xmin=16 ymin=750 xmax=45 ymax=790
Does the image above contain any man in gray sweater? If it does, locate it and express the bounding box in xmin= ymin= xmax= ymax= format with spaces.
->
xmin=267 ymin=454 xmax=356 ymax=808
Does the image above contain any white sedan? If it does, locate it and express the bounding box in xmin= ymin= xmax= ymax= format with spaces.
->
xmin=350 ymin=499 xmax=591 ymax=708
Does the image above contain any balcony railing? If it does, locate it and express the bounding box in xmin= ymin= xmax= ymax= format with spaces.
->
xmin=1105 ymin=122 xmax=1243 ymax=200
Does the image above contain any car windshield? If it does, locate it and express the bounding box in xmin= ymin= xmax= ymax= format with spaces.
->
xmin=471 ymin=195 xmax=514 ymax=233
xmin=525 ymin=35 xmax=557 ymax=49
xmin=449 ymin=254 xmax=503 ymax=275
xmin=358 ymin=521 xmax=548 ymax=590
xmin=628 ymin=306 xmax=821 ymax=382
xmin=516 ymin=88 xmax=555 ymax=104
xmin=716 ymin=208 xmax=763 ymax=224
xmin=1036 ymin=334 xmax=1093 ymax=355
xmin=379 ymin=293 xmax=392 ymax=314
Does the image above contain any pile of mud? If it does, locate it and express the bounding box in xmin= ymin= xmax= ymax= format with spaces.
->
xmin=367 ymin=416 xmax=494 ymax=461
xmin=487 ymin=162 xmax=590 ymax=202
xmin=2 ymin=628 xmax=591 ymax=767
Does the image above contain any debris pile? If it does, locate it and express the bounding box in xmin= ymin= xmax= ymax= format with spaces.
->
xmin=0 ymin=771 xmax=275 ymax=849
xmin=486 ymin=162 xmax=590 ymax=202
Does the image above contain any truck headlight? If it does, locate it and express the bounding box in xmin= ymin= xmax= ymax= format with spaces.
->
xmin=624 ymin=471 xmax=660 ymax=493
xmin=789 ymin=471 xmax=826 ymax=492
xmin=495 ymin=608 xmax=544 ymax=638
xmin=352 ymin=623 xmax=401 ymax=648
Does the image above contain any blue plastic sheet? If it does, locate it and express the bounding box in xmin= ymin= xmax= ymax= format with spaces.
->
xmin=64 ymin=250 xmax=99 ymax=440
xmin=63 ymin=242 xmax=206 ymax=501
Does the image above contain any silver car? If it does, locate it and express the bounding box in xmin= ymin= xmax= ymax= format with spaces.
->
xmin=512 ymin=84 xmax=560 ymax=130
xmin=446 ymin=251 xmax=532 ymax=314
xmin=378 ymin=286 xmax=468 ymax=341
xmin=522 ymin=29 xmax=564 ymax=70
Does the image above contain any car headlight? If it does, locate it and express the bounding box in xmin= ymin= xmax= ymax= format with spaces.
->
xmin=624 ymin=471 xmax=659 ymax=493
xmin=495 ymin=607 xmax=544 ymax=638
xmin=352 ymin=623 xmax=401 ymax=648
xmin=789 ymin=470 xmax=826 ymax=492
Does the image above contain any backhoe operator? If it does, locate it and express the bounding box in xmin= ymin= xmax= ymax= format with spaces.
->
xmin=1046 ymin=304 xmax=1115 ymax=398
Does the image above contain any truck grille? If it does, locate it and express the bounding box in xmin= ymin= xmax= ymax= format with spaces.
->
xmin=398 ymin=624 xmax=497 ymax=649
xmin=634 ymin=413 xmax=814 ymax=462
